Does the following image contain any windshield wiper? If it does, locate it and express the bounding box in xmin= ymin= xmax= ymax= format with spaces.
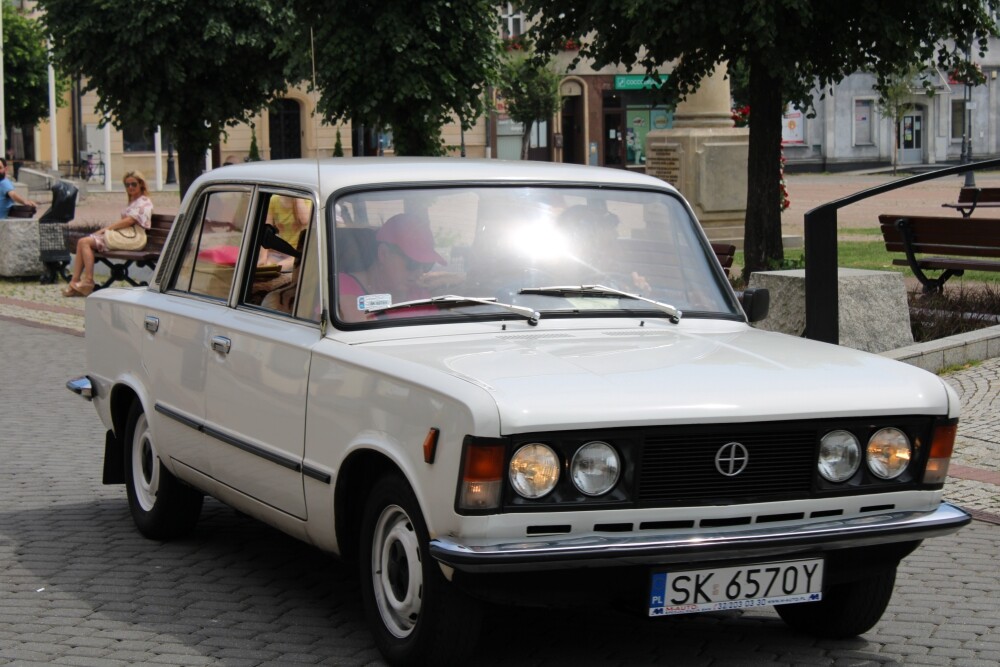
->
xmin=518 ymin=284 xmax=682 ymax=323
xmin=366 ymin=295 xmax=541 ymax=325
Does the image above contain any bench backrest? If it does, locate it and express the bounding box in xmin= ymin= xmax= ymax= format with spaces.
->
xmin=710 ymin=242 xmax=736 ymax=273
xmin=146 ymin=213 xmax=175 ymax=253
xmin=879 ymin=214 xmax=1000 ymax=258
xmin=957 ymin=187 xmax=1000 ymax=204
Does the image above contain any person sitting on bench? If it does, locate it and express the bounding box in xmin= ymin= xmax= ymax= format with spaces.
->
xmin=64 ymin=171 xmax=153 ymax=297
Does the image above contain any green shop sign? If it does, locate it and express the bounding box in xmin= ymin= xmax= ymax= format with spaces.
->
xmin=614 ymin=74 xmax=667 ymax=90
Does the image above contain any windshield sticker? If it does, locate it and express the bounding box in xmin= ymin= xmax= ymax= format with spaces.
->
xmin=358 ymin=294 xmax=392 ymax=312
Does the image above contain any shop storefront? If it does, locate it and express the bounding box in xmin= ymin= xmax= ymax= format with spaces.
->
xmin=601 ymin=74 xmax=673 ymax=170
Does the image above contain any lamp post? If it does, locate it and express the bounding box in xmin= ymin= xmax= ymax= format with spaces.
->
xmin=963 ymin=47 xmax=977 ymax=188
xmin=165 ymin=136 xmax=176 ymax=184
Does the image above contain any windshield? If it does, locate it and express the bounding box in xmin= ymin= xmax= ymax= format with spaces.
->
xmin=330 ymin=186 xmax=739 ymax=325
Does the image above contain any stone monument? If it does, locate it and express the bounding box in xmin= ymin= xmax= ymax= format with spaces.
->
xmin=645 ymin=64 xmax=749 ymax=247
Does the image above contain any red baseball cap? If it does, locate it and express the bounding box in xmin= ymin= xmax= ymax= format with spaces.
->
xmin=376 ymin=213 xmax=446 ymax=265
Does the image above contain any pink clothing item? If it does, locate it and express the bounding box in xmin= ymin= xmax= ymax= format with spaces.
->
xmin=338 ymin=272 xmax=436 ymax=320
xmin=90 ymin=195 xmax=154 ymax=252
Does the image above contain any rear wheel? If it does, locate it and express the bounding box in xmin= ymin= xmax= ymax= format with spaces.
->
xmin=776 ymin=567 xmax=896 ymax=638
xmin=123 ymin=400 xmax=203 ymax=540
xmin=359 ymin=474 xmax=481 ymax=666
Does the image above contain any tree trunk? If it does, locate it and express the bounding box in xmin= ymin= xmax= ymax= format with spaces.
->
xmin=742 ymin=62 xmax=785 ymax=281
xmin=175 ymin=137 xmax=208 ymax=200
xmin=520 ymin=120 xmax=534 ymax=160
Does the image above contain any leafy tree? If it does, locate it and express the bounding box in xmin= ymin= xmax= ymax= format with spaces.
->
xmin=522 ymin=0 xmax=1000 ymax=278
xmin=248 ymin=124 xmax=261 ymax=161
xmin=3 ymin=3 xmax=65 ymax=141
xmin=498 ymin=51 xmax=562 ymax=159
xmin=333 ymin=129 xmax=344 ymax=157
xmin=38 ymin=0 xmax=296 ymax=196
xmin=875 ymin=64 xmax=924 ymax=176
xmin=291 ymin=0 xmax=503 ymax=156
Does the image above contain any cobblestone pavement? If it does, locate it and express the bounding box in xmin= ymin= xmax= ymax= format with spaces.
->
xmin=1 ymin=317 xmax=999 ymax=666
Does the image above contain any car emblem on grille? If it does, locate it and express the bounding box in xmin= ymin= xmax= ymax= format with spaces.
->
xmin=715 ymin=442 xmax=749 ymax=476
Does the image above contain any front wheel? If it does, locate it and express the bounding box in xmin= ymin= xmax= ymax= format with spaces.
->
xmin=775 ymin=567 xmax=896 ymax=638
xmin=359 ymin=474 xmax=481 ymax=666
xmin=123 ymin=399 xmax=203 ymax=540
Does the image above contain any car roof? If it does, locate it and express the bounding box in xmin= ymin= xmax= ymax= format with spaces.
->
xmin=190 ymin=157 xmax=678 ymax=199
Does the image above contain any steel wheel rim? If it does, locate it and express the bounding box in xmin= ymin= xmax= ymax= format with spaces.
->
xmin=131 ymin=413 xmax=159 ymax=511
xmin=371 ymin=504 xmax=422 ymax=638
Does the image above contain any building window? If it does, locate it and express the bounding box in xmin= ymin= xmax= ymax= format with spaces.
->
xmin=500 ymin=3 xmax=524 ymax=38
xmin=123 ymin=123 xmax=154 ymax=153
xmin=853 ymin=99 xmax=874 ymax=146
xmin=951 ymin=99 xmax=966 ymax=141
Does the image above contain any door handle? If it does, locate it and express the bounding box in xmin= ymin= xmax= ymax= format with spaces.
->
xmin=210 ymin=336 xmax=231 ymax=355
xmin=143 ymin=315 xmax=159 ymax=333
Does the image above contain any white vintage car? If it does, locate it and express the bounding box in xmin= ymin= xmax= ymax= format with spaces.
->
xmin=69 ymin=158 xmax=969 ymax=666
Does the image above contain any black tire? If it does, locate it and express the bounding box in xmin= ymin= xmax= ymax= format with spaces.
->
xmin=775 ymin=567 xmax=896 ymax=638
xmin=123 ymin=399 xmax=203 ymax=540
xmin=359 ymin=474 xmax=482 ymax=666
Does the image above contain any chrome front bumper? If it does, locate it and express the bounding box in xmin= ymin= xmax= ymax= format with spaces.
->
xmin=430 ymin=503 xmax=971 ymax=573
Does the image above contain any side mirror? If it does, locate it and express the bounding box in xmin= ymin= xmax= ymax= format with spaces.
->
xmin=740 ymin=287 xmax=769 ymax=323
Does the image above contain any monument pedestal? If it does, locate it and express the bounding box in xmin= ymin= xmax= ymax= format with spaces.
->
xmin=643 ymin=64 xmax=750 ymax=248
xmin=646 ymin=127 xmax=749 ymax=247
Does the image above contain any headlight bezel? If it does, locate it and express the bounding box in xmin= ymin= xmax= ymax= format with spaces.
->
xmin=500 ymin=433 xmax=636 ymax=509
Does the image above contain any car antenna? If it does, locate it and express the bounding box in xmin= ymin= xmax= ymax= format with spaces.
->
xmin=310 ymin=27 xmax=329 ymax=336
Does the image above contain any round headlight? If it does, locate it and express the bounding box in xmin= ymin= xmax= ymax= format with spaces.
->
xmin=570 ymin=441 xmax=621 ymax=496
xmin=818 ymin=430 xmax=861 ymax=482
xmin=867 ymin=428 xmax=911 ymax=479
xmin=509 ymin=443 xmax=560 ymax=499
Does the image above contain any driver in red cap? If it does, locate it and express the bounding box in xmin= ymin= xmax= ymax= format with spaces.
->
xmin=338 ymin=213 xmax=446 ymax=322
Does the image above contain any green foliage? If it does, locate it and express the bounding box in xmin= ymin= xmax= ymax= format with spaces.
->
xmin=291 ymin=0 xmax=503 ymax=155
xmin=875 ymin=64 xmax=923 ymax=174
xmin=522 ymin=0 xmax=1000 ymax=276
xmin=499 ymin=52 xmax=562 ymax=159
xmin=248 ymin=125 xmax=261 ymax=161
xmin=333 ymin=129 xmax=344 ymax=157
xmin=3 ymin=4 xmax=66 ymax=132
xmin=39 ymin=0 xmax=296 ymax=195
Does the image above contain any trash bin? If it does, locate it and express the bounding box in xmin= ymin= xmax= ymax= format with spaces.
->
xmin=37 ymin=181 xmax=78 ymax=284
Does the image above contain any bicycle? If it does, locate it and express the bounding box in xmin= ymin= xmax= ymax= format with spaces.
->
xmin=79 ymin=151 xmax=106 ymax=182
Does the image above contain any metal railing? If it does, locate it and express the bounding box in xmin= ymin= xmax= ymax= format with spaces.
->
xmin=803 ymin=157 xmax=1000 ymax=344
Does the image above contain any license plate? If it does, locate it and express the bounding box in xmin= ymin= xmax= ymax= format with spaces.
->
xmin=648 ymin=558 xmax=824 ymax=616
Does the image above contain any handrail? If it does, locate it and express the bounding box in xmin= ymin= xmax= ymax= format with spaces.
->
xmin=803 ymin=157 xmax=1000 ymax=344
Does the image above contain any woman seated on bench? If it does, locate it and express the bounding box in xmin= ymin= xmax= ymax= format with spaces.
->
xmin=64 ymin=171 xmax=154 ymax=297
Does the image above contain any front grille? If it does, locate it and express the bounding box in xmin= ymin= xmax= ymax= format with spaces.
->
xmin=638 ymin=429 xmax=816 ymax=505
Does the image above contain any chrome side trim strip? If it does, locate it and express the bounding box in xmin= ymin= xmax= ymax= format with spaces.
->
xmin=430 ymin=503 xmax=971 ymax=573
xmin=154 ymin=401 xmax=329 ymax=482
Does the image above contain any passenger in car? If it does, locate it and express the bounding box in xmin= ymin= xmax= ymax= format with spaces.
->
xmin=264 ymin=195 xmax=312 ymax=268
xmin=337 ymin=213 xmax=445 ymax=322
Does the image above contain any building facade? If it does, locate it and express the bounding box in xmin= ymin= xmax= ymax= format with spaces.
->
xmin=783 ymin=44 xmax=1000 ymax=171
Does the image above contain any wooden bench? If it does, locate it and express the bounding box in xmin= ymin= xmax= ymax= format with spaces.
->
xmin=711 ymin=242 xmax=736 ymax=277
xmin=941 ymin=187 xmax=1000 ymax=218
xmin=65 ymin=213 xmax=176 ymax=289
xmin=878 ymin=214 xmax=1000 ymax=292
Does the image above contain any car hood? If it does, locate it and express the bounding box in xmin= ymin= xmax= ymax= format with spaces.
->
xmin=360 ymin=322 xmax=951 ymax=433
